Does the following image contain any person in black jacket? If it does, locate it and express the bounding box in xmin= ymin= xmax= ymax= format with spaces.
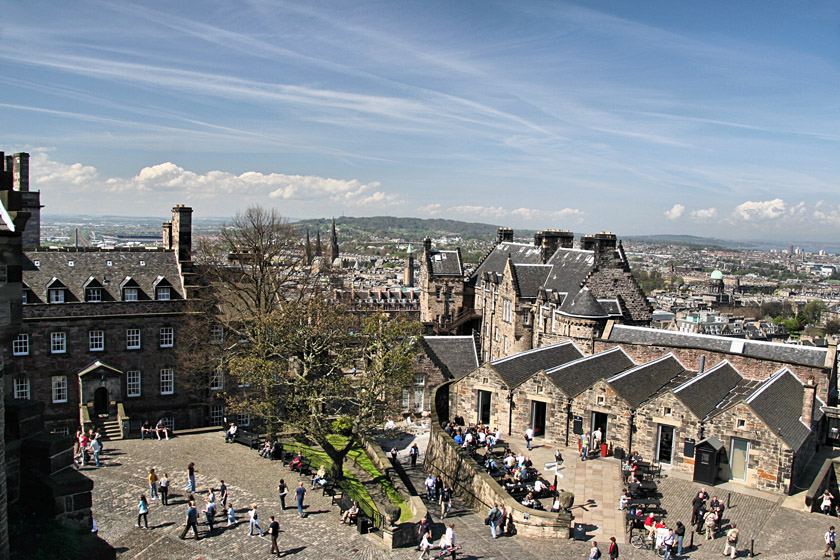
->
xmin=691 ymin=491 xmax=705 ymax=525
xmin=609 ymin=536 xmax=619 ymax=559
xmin=675 ymin=521 xmax=686 ymax=556
xmin=268 ymin=515 xmax=280 ymax=555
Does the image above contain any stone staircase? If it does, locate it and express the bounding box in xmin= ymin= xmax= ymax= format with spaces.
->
xmin=99 ymin=419 xmax=122 ymax=441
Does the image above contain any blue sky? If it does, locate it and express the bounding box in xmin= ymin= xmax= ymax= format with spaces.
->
xmin=1 ymin=1 xmax=838 ymax=240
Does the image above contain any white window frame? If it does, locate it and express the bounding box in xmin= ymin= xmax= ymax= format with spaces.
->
xmin=160 ymin=327 xmax=174 ymax=348
xmin=89 ymin=330 xmax=104 ymax=352
xmin=156 ymin=286 xmax=171 ymax=301
xmin=13 ymin=378 xmax=30 ymax=400
xmin=211 ymin=325 xmax=224 ymax=345
xmin=49 ymin=289 xmax=64 ymax=304
xmin=415 ymin=373 xmax=426 ymax=386
xmin=414 ymin=386 xmax=424 ymax=411
xmin=237 ymin=413 xmax=251 ymax=427
xmin=401 ymin=388 xmax=411 ymax=410
xmin=123 ymin=287 xmax=138 ymax=301
xmin=51 ymin=376 xmax=68 ymax=403
xmin=504 ymin=335 xmax=509 ymax=353
xmin=86 ymin=288 xmax=102 ymax=302
xmin=127 ymin=370 xmax=141 ymax=397
xmin=126 ymin=328 xmax=141 ymax=350
xmin=51 ymin=332 xmax=66 ymax=354
xmin=160 ymin=368 xmax=174 ymax=395
xmin=210 ymin=367 xmax=224 ymax=391
xmin=210 ymin=404 xmax=225 ymax=426
xmin=12 ymin=334 xmax=29 ymax=356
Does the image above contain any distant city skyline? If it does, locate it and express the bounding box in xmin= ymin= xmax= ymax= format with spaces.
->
xmin=2 ymin=1 xmax=838 ymax=241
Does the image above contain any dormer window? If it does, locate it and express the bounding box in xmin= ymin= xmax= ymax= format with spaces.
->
xmin=49 ymin=289 xmax=64 ymax=303
xmin=86 ymin=288 xmax=101 ymax=302
xmin=46 ymin=277 xmax=67 ymax=304
xmin=120 ymin=276 xmax=141 ymax=301
xmin=156 ymin=287 xmax=171 ymax=301
xmin=124 ymin=288 xmax=138 ymax=301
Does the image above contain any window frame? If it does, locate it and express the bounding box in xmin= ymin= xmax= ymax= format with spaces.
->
xmin=13 ymin=378 xmax=30 ymax=400
xmin=49 ymin=289 xmax=65 ymax=304
xmin=85 ymin=287 xmax=102 ymax=302
xmin=51 ymin=375 xmax=68 ymax=403
xmin=123 ymin=287 xmax=139 ymax=301
xmin=210 ymin=367 xmax=224 ymax=391
xmin=237 ymin=413 xmax=251 ymax=427
xmin=126 ymin=370 xmax=141 ymax=397
xmin=12 ymin=334 xmax=29 ymax=356
xmin=126 ymin=328 xmax=141 ymax=350
xmin=210 ymin=404 xmax=225 ymax=426
xmin=159 ymin=327 xmax=174 ymax=348
xmin=89 ymin=330 xmax=105 ymax=352
xmin=51 ymin=332 xmax=66 ymax=354
xmin=155 ymin=286 xmax=171 ymax=301
xmin=160 ymin=368 xmax=174 ymax=395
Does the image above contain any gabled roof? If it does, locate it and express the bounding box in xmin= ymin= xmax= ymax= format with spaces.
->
xmin=428 ymin=250 xmax=463 ymax=276
xmin=491 ymin=341 xmax=584 ymax=389
xmin=77 ymin=360 xmax=123 ymax=377
xmin=546 ymin=346 xmax=635 ymax=397
xmin=422 ymin=336 xmax=479 ymax=380
xmin=745 ymin=368 xmax=821 ymax=450
xmin=673 ymin=361 xmax=743 ymax=420
xmin=607 ymin=354 xmax=688 ymax=408
xmin=559 ymin=287 xmax=608 ymax=319
xmin=606 ymin=324 xmax=829 ymax=368
xmin=542 ymin=249 xmax=596 ymax=294
xmin=598 ymin=298 xmax=624 ymax=317
xmin=472 ymin=242 xmax=543 ymax=282
xmin=512 ymin=264 xmax=552 ymax=299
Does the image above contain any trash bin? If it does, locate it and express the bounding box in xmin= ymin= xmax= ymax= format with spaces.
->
xmin=601 ymin=443 xmax=608 ymax=458
xmin=573 ymin=522 xmax=587 ymax=540
xmin=356 ymin=515 xmax=369 ymax=534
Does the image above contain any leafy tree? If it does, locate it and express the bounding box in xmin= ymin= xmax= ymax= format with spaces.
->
xmin=802 ymin=300 xmax=827 ymax=325
xmin=190 ymin=206 xmax=421 ymax=481
xmin=823 ymin=319 xmax=840 ymax=336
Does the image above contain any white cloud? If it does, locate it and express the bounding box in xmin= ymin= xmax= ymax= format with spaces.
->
xmin=418 ymin=203 xmax=443 ymax=215
xmin=733 ymin=198 xmax=786 ymax=221
xmin=664 ymin=204 xmax=684 ymax=220
xmin=690 ymin=207 xmax=717 ymax=220
xmin=813 ymin=201 xmax=840 ymax=224
xmin=30 ymin=149 xmax=98 ymax=188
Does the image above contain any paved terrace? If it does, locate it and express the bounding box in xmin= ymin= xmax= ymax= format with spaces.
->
xmin=84 ymin=431 xmax=838 ymax=560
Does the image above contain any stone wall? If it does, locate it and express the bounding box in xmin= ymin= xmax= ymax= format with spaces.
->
xmin=509 ymin=371 xmax=568 ymax=447
xmin=411 ymin=347 xmax=450 ymax=414
xmin=428 ymin=382 xmax=572 ymax=538
xmin=633 ymin=391 xmax=700 ymax=475
xmin=450 ymin=364 xmax=510 ymax=432
xmin=595 ymin=340 xmax=833 ymax=403
xmin=571 ymin=379 xmax=633 ymax=453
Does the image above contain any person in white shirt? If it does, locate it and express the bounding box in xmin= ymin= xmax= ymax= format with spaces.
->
xmin=534 ymin=479 xmax=546 ymax=493
xmin=525 ymin=426 xmax=534 ymax=450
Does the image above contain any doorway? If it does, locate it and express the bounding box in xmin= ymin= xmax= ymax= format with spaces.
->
xmin=591 ymin=411 xmax=608 ymax=441
xmin=730 ymin=437 xmax=750 ymax=481
xmin=657 ymin=425 xmax=675 ymax=464
xmin=531 ymin=401 xmax=547 ymax=438
xmin=477 ymin=390 xmax=492 ymax=425
xmin=94 ymin=387 xmax=109 ymax=416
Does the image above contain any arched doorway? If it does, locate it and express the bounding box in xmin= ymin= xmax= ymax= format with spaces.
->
xmin=94 ymin=387 xmax=109 ymax=416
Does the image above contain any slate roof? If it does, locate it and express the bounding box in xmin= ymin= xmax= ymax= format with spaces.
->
xmin=746 ymin=369 xmax=821 ymax=450
xmin=607 ymin=325 xmax=828 ymax=368
xmin=607 ymin=354 xmax=688 ymax=408
xmin=472 ymin=242 xmax=543 ymax=283
xmin=598 ymin=298 xmax=623 ymax=317
xmin=546 ymin=347 xmax=635 ymax=397
xmin=428 ymin=250 xmax=463 ymax=276
xmin=512 ymin=264 xmax=552 ymax=299
xmin=673 ymin=361 xmax=743 ymax=419
xmin=23 ymin=248 xmax=184 ymax=303
xmin=491 ymin=341 xmax=584 ymax=389
xmin=422 ymin=336 xmax=479 ymax=380
xmin=559 ymin=287 xmax=608 ymax=319
xmin=542 ymin=249 xmax=596 ymax=294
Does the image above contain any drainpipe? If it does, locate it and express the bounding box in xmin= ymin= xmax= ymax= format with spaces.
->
xmin=507 ymin=390 xmax=515 ymax=437
xmin=565 ymin=399 xmax=572 ymax=447
xmin=788 ymin=451 xmax=796 ymax=496
xmin=627 ymin=411 xmax=635 ymax=456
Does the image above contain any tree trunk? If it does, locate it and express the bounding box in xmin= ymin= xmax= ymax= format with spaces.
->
xmin=316 ymin=435 xmax=354 ymax=482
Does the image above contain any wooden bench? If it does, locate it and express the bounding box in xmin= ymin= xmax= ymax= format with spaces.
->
xmin=322 ymin=480 xmax=339 ymax=497
xmin=297 ymin=458 xmax=313 ymax=476
xmin=235 ymin=430 xmax=264 ymax=450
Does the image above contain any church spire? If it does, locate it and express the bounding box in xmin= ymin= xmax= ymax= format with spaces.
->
xmin=315 ymin=229 xmax=322 ymax=257
xmin=330 ymin=217 xmax=339 ymax=262
xmin=305 ymin=228 xmax=313 ymax=265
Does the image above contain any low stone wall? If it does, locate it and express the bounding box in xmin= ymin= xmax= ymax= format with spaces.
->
xmin=806 ymin=457 xmax=840 ymax=512
xmin=426 ymin=381 xmax=572 ymax=539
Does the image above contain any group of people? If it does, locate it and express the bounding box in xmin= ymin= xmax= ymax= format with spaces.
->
xmin=417 ymin=518 xmax=458 ymax=560
xmin=74 ymin=427 xmax=103 ymax=467
xmin=444 ymin=420 xmax=503 ymax=452
xmin=423 ymin=473 xmax=455 ymax=518
xmin=578 ymin=427 xmax=603 ymax=461
xmin=140 ymin=419 xmax=171 ymax=441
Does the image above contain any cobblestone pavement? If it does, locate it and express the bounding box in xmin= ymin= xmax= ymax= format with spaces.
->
xmin=84 ymin=433 xmax=840 ymax=560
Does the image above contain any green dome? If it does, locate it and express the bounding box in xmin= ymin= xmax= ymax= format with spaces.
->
xmin=710 ymin=270 xmax=724 ymax=280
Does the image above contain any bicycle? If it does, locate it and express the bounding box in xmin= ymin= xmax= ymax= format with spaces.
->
xmin=629 ymin=533 xmax=666 ymax=558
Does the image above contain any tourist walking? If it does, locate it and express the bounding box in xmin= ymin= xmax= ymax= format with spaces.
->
xmin=525 ymin=425 xmax=534 ymax=450
xmin=203 ymin=496 xmax=216 ymax=532
xmin=219 ymin=480 xmax=227 ymax=510
xmin=823 ymin=491 xmax=836 ymax=516
xmin=580 ymin=433 xmax=589 ymax=461
xmin=269 ymin=515 xmax=280 ymax=555
xmin=488 ymin=503 xmax=502 ymax=539
xmin=90 ymin=437 xmax=102 ymax=467
xmin=179 ymin=501 xmax=200 ymax=540
xmin=410 ymin=443 xmax=419 ymax=467
xmin=425 ymin=474 xmax=435 ymax=501
xmin=440 ymin=485 xmax=452 ymax=519
xmin=227 ymin=503 xmax=237 ymax=526
xmin=136 ymin=495 xmax=149 ymax=529
xmin=723 ymin=523 xmax=739 ymax=559
xmin=824 ymin=525 xmax=836 ymax=559
xmin=148 ymin=468 xmax=159 ymax=500
xmin=159 ymin=473 xmax=170 ymax=505
xmin=248 ymin=503 xmax=263 ymax=536
xmin=441 ymin=523 xmax=457 ymax=559
xmin=662 ymin=528 xmax=676 ymax=560
xmin=675 ymin=521 xmax=685 ymax=556
xmin=608 ymin=536 xmax=618 ymax=560
xmin=278 ymin=479 xmax=288 ymax=510
xmin=417 ymin=517 xmax=430 ymax=550
xmin=589 ymin=541 xmax=601 ymax=559
xmin=418 ymin=529 xmax=432 ymax=560
xmin=295 ymin=481 xmax=307 ymax=517
xmin=184 ymin=462 xmax=197 ymax=493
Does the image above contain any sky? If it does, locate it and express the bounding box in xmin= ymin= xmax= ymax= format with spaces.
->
xmin=1 ymin=1 xmax=839 ymax=241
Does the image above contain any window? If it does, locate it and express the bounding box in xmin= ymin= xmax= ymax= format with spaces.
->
xmin=13 ymin=378 xmax=30 ymax=400
xmin=12 ymin=334 xmax=29 ymax=356
xmin=211 ymin=325 xmax=224 ymax=344
xmin=0 ymin=265 xmax=5 ymax=283
xmin=481 ymin=377 xmax=490 ymax=385
xmin=237 ymin=413 xmax=251 ymax=427
xmin=504 ymin=335 xmax=509 ymax=353
xmin=126 ymin=329 xmax=141 ymax=350
xmin=663 ymin=407 xmax=673 ymax=417
xmin=210 ymin=404 xmax=225 ymax=426
xmin=51 ymin=376 xmax=68 ymax=403
xmin=536 ymin=385 xmax=545 ymax=395
xmin=86 ymin=288 xmax=102 ymax=302
xmin=49 ymin=289 xmax=64 ymax=303
xmin=51 ymin=332 xmax=66 ymax=354
xmin=415 ymin=374 xmax=426 ymax=386
xmin=494 ymin=327 xmax=499 ymax=342
xmin=127 ymin=370 xmax=141 ymax=397
xmin=160 ymin=327 xmax=174 ymax=348
xmin=52 ymin=426 xmax=70 ymax=436
xmin=414 ymin=387 xmax=424 ymax=411
xmin=89 ymin=330 xmax=104 ymax=352
xmin=123 ymin=287 xmax=138 ymax=301
xmin=160 ymin=417 xmax=174 ymax=430
xmin=21 ymin=290 xmax=27 ymax=304
xmin=402 ymin=388 xmax=411 ymax=410
xmin=503 ymin=299 xmax=512 ymax=322
xmin=446 ymin=286 xmax=454 ymax=301
xmin=156 ymin=286 xmax=171 ymax=301
xmin=736 ymin=418 xmax=746 ymax=430
xmin=160 ymin=368 xmax=174 ymax=395
xmin=210 ymin=367 xmax=224 ymax=391
xmin=435 ymin=287 xmax=442 ymax=302
xmin=596 ymin=395 xmax=605 ymax=406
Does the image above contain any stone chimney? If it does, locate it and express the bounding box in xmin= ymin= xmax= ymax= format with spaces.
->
xmin=802 ymin=377 xmax=817 ymax=430
xmin=3 ymin=152 xmax=41 ymax=248
xmin=581 ymin=231 xmax=618 ymax=254
xmin=497 ymin=227 xmax=514 ymax=243
xmin=162 ymin=221 xmax=173 ymax=250
xmin=12 ymin=153 xmax=29 ymax=192
xmin=170 ymin=205 xmax=192 ymax=265
xmin=423 ymin=236 xmax=432 ymax=254
xmin=404 ymin=244 xmax=415 ymax=287
xmin=535 ymin=229 xmax=574 ymax=263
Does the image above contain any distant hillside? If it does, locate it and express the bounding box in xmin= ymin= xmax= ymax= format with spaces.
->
xmin=293 ymin=216 xmax=536 ymax=243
